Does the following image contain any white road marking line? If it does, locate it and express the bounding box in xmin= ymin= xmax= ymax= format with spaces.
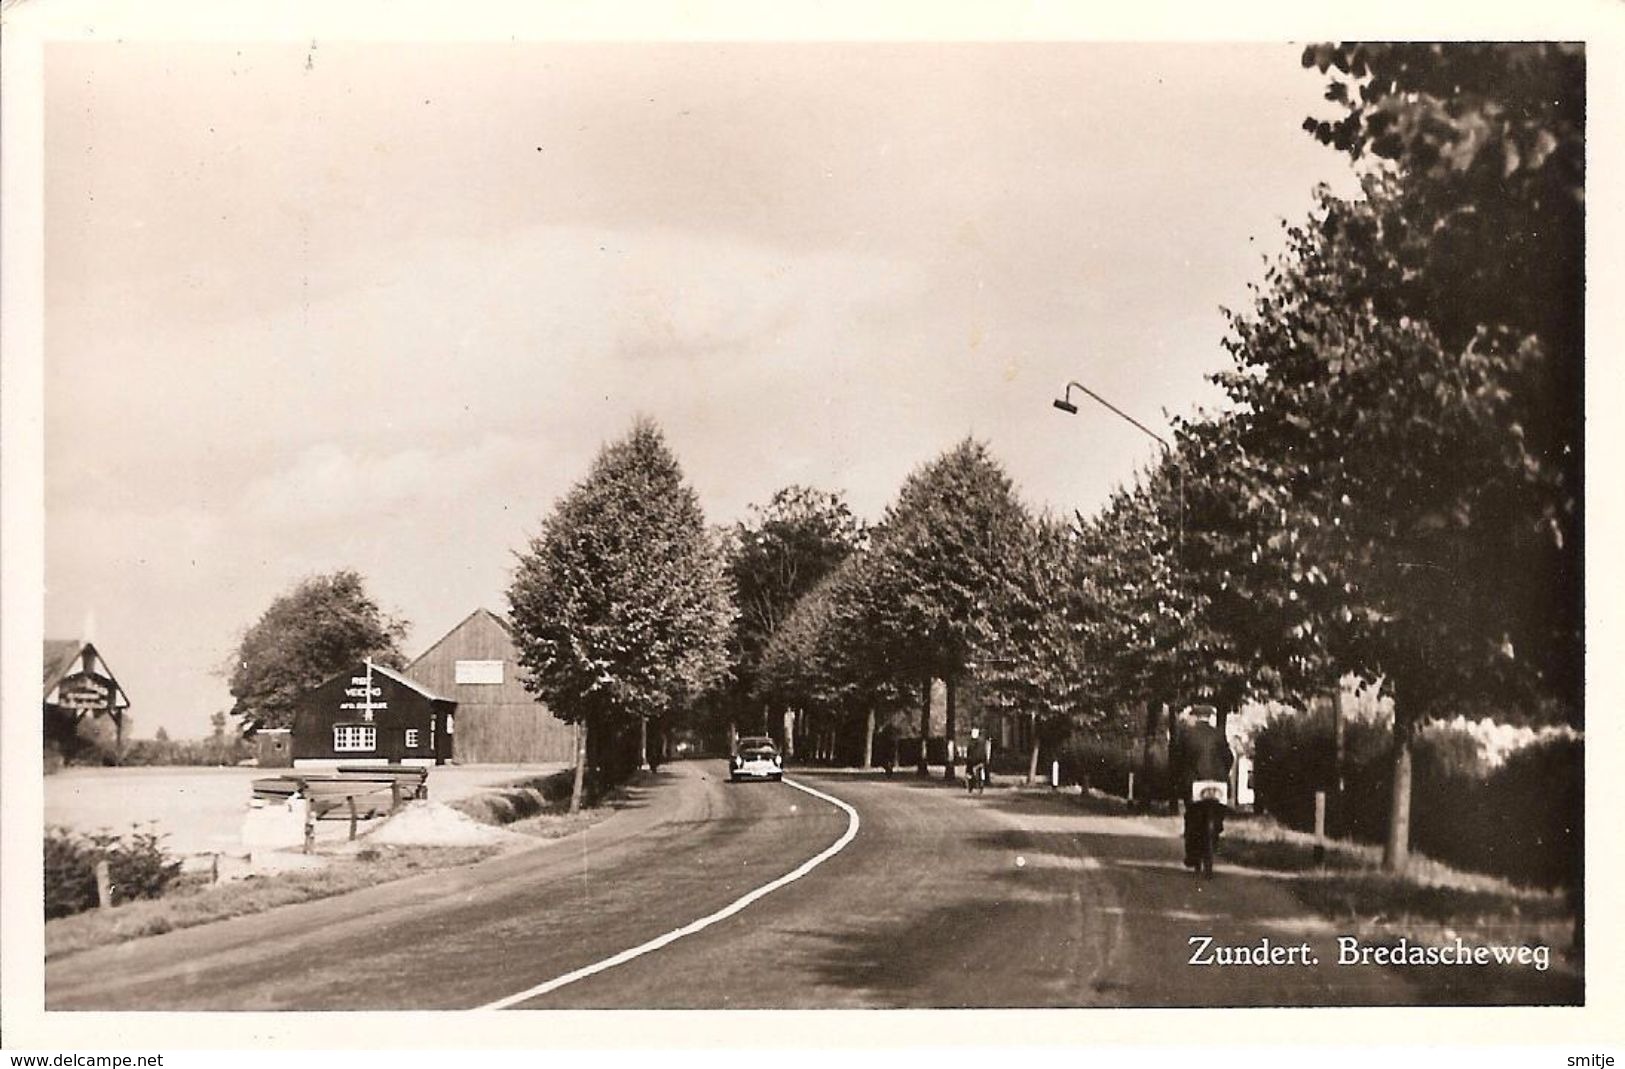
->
xmin=473 ymin=775 xmax=860 ymax=1010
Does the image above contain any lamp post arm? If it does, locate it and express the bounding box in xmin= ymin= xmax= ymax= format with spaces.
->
xmin=1053 ymin=376 xmax=1188 ymax=706
xmin=1060 ymin=381 xmax=1171 ymax=453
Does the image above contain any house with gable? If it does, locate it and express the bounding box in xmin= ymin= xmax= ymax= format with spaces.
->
xmin=44 ymin=640 xmax=131 ymax=763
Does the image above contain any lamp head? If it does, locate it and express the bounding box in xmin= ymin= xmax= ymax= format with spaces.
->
xmin=1052 ymin=398 xmax=1078 ymax=415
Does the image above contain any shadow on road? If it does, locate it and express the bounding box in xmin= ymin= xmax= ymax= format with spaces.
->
xmin=782 ymin=843 xmax=1103 ymax=1008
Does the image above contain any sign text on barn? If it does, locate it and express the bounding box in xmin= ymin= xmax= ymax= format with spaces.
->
xmin=339 ymin=674 xmax=387 ymax=721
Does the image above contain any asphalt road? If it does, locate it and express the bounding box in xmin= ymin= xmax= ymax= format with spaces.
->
xmin=44 ymin=761 xmax=1578 ymax=1010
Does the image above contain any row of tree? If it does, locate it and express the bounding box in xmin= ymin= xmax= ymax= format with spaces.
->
xmin=223 ymin=45 xmax=1580 ymax=873
xmin=507 ymin=44 xmax=1582 ymax=869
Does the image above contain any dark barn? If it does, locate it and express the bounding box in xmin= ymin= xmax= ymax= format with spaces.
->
xmin=292 ymin=660 xmax=456 ymax=767
xmin=406 ymin=608 xmax=575 ymax=764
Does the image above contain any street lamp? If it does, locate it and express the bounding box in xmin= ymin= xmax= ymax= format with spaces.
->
xmin=1053 ymin=378 xmax=1188 ymax=742
xmin=1052 ymin=380 xmax=1183 ymax=556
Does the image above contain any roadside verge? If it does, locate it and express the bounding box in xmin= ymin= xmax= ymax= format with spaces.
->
xmin=43 ymin=769 xmax=623 ymax=960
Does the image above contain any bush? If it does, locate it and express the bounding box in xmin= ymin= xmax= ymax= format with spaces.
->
xmin=1480 ymin=735 xmax=1581 ymax=890
xmin=1250 ymin=708 xmax=1582 ymax=889
xmin=45 ymin=826 xmax=182 ymax=919
xmin=1251 ymin=705 xmax=1399 ymax=840
xmin=120 ymin=735 xmax=253 ymax=767
xmin=1054 ymin=734 xmax=1135 ymax=794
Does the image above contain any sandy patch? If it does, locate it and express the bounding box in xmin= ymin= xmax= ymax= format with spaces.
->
xmin=362 ymin=801 xmax=525 ymax=847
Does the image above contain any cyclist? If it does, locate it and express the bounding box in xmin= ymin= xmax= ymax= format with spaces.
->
xmin=1169 ymin=705 xmax=1233 ymax=869
xmin=965 ymin=728 xmax=992 ymax=793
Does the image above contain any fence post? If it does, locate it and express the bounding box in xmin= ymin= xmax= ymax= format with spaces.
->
xmin=1127 ymin=771 xmax=1136 ymax=805
xmin=348 ymin=795 xmax=359 ymax=841
xmin=304 ymin=804 xmax=315 ymax=854
xmin=1313 ymin=790 xmax=1327 ymax=865
xmin=1051 ymin=760 xmax=1059 ymax=789
xmin=211 ymin=852 xmax=221 ymax=884
xmin=94 ymin=859 xmax=112 ymax=909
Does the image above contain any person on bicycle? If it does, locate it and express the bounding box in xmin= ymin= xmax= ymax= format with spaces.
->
xmin=877 ymin=721 xmax=897 ymax=776
xmin=1169 ymin=705 xmax=1233 ymax=869
xmin=966 ymin=728 xmax=992 ymax=792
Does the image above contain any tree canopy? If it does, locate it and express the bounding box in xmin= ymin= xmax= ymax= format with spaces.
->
xmin=863 ymin=439 xmax=1031 ymax=680
xmin=1302 ymin=42 xmax=1583 ymax=718
xmin=728 ymin=484 xmax=867 ymax=728
xmin=507 ymin=419 xmax=735 ymax=789
xmin=860 ymin=438 xmax=1031 ymax=774
xmin=227 ymin=569 xmax=407 ymax=731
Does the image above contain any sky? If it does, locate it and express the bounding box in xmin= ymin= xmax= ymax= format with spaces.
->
xmin=43 ymin=41 xmax=1365 ymax=739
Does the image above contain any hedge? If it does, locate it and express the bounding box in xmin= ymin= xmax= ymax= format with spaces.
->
xmin=1251 ymin=708 xmax=1580 ymax=889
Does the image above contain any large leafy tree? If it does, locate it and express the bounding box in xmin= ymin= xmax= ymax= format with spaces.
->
xmin=976 ymin=515 xmax=1108 ymax=783
xmin=1297 ymin=43 xmax=1581 ymax=871
xmin=1303 ymin=42 xmax=1583 ymax=710
xmin=863 ymin=439 xmax=1031 ymax=778
xmin=755 ymin=551 xmax=913 ymax=766
xmin=1173 ymin=409 xmax=1332 ymax=713
xmin=1077 ymin=463 xmax=1189 ymax=718
xmin=507 ymin=419 xmax=735 ymax=811
xmin=754 ymin=568 xmax=847 ymax=760
xmin=1216 ymin=177 xmax=1577 ymax=871
xmin=727 ymin=485 xmax=867 ymax=741
xmin=227 ymin=569 xmax=407 ymax=731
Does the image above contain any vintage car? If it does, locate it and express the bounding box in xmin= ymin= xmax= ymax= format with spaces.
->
xmin=729 ymin=736 xmax=784 ymax=782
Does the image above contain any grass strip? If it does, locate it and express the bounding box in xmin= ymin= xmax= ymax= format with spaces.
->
xmin=44 ymin=843 xmax=499 ymax=960
xmin=46 ymin=769 xmax=618 ymax=960
xmin=1221 ymin=816 xmax=1578 ymax=969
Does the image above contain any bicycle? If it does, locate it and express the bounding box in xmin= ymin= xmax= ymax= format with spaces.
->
xmin=1187 ymin=779 xmax=1229 ymax=878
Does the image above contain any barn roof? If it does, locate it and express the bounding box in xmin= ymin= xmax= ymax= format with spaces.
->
xmin=407 ymin=607 xmax=513 ymax=669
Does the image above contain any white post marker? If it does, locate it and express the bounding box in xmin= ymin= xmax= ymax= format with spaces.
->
xmin=474 ymin=776 xmax=861 ymax=1011
xmin=1051 ymin=759 xmax=1060 ymax=789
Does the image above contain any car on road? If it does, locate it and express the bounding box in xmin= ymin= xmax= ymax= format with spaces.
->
xmin=730 ymin=736 xmax=783 ymax=782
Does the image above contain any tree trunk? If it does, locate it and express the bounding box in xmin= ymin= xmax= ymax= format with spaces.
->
xmin=943 ymin=675 xmax=958 ymax=781
xmin=728 ymin=720 xmax=738 ymax=756
xmin=569 ymin=719 xmax=588 ymax=815
xmin=783 ymin=708 xmax=796 ymax=756
xmin=862 ymin=708 xmax=875 ymax=769
xmin=918 ymin=675 xmax=932 ymax=776
xmin=1332 ymin=683 xmax=1347 ymax=838
xmin=638 ymin=717 xmax=649 ymax=771
xmin=1383 ymin=711 xmax=1414 ymax=873
xmin=1136 ymin=701 xmax=1154 ymax=804
xmin=1027 ymin=722 xmax=1041 ymax=786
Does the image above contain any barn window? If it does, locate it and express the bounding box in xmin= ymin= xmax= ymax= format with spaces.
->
xmin=405 ymin=728 xmax=420 ymax=748
xmin=455 ymin=659 xmax=504 ymax=685
xmin=334 ymin=724 xmax=376 ymax=752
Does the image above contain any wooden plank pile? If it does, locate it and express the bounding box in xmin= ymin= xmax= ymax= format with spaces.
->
xmin=251 ymin=766 xmax=431 ymax=850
